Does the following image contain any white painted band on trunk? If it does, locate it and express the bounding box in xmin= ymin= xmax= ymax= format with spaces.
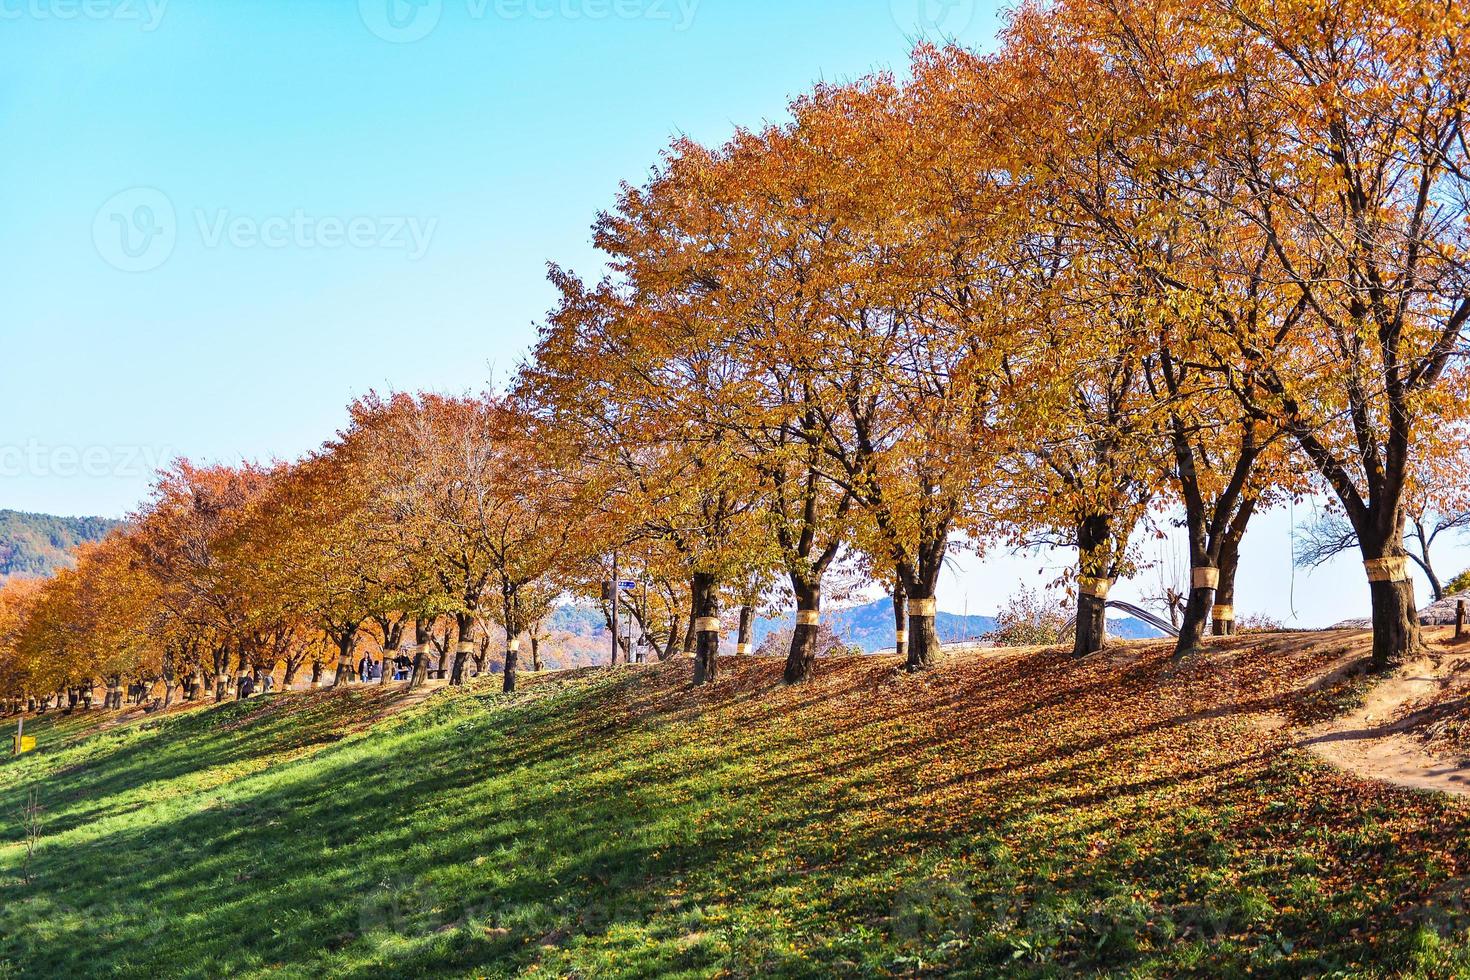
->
xmin=695 ymin=617 xmax=721 ymax=633
xmin=909 ymin=598 xmax=937 ymax=617
xmin=1192 ymin=567 xmax=1221 ymax=589
xmin=456 ymin=641 xmax=477 ymax=654
xmin=507 ymin=639 xmax=520 ymax=652
xmin=1365 ymin=557 xmax=1409 ymax=583
xmin=895 ymin=630 xmax=908 ymax=643
xmin=796 ymin=610 xmax=820 ymax=626
xmin=1212 ymin=605 xmax=1234 ymax=620
xmin=1079 ymin=577 xmax=1113 ymax=598
xmin=736 ymin=643 xmax=753 ymax=655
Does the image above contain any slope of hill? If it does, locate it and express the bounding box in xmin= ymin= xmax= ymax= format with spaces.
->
xmin=0 ymin=509 xmax=121 ymax=578
xmin=2 ymin=634 xmax=1468 ymax=977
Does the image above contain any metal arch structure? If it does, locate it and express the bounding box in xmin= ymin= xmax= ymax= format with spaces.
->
xmin=1102 ymin=600 xmax=1181 ymax=638
xmin=1062 ymin=600 xmax=1181 ymax=639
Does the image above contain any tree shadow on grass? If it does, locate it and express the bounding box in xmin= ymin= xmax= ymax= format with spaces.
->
xmin=2 ymin=636 xmax=1468 ymax=978
xmin=0 ymin=686 xmax=470 ymax=847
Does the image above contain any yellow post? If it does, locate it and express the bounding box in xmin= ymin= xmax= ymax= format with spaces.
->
xmin=13 ymin=718 xmax=35 ymax=755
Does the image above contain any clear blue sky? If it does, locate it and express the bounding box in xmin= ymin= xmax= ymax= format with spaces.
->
xmin=2 ymin=0 xmax=1461 ymax=624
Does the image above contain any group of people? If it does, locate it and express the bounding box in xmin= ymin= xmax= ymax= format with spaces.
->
xmin=235 ymin=672 xmax=275 ymax=699
xmin=356 ymin=654 xmax=383 ymax=683
xmin=358 ymin=653 xmax=420 ymax=683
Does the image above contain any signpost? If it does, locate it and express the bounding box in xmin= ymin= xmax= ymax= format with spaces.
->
xmin=13 ymin=717 xmax=35 ymax=756
xmin=603 ymin=560 xmax=639 ymax=667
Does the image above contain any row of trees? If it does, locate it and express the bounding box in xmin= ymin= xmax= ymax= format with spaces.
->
xmin=2 ymin=0 xmax=1467 ymax=710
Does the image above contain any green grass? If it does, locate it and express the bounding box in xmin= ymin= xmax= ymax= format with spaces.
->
xmin=1 ymin=640 xmax=1469 ymax=978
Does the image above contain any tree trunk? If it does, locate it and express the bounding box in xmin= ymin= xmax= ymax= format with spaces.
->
xmin=682 ymin=603 xmax=698 ymax=658
xmin=1212 ymin=499 xmax=1254 ymax=637
xmin=502 ymin=592 xmax=522 ymax=694
xmin=1213 ymin=541 xmax=1240 ymax=637
xmin=1426 ymin=564 xmax=1446 ymax=603
xmin=895 ymin=534 xmax=947 ymax=671
xmin=893 ymin=587 xmax=908 ymax=662
xmin=449 ymin=614 xmax=473 ymax=686
xmin=662 ymin=614 xmax=682 ymax=662
xmin=691 ymin=572 xmax=720 ymax=686
xmin=1073 ymin=586 xmax=1108 ymax=657
xmin=736 ymin=604 xmax=754 ymax=657
xmin=784 ymin=583 xmax=822 ymax=684
xmin=504 ymin=638 xmax=520 ymax=694
xmin=1073 ymin=517 xmax=1115 ymax=657
xmin=906 ymin=594 xmax=940 ymax=670
xmin=211 ymin=645 xmax=229 ymax=702
xmin=531 ymin=633 xmax=542 ymax=672
xmin=331 ymin=632 xmax=355 ymax=689
xmin=409 ymin=619 xmax=431 ymax=691
xmin=1363 ymin=549 xmax=1420 ymax=672
xmin=379 ymin=619 xmax=405 ymax=686
xmin=1174 ymin=566 xmax=1217 ymax=659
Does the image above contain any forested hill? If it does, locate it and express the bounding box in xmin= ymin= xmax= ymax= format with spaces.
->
xmin=0 ymin=510 xmax=122 ymax=578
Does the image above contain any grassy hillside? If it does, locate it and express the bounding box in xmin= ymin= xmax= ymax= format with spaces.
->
xmin=0 ymin=510 xmax=121 ymax=578
xmin=1 ymin=638 xmax=1468 ymax=978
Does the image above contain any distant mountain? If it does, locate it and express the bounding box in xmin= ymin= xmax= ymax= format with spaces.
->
xmin=0 ymin=510 xmax=122 ymax=579
xmin=543 ymin=596 xmax=1165 ymax=662
xmin=756 ymin=598 xmax=1165 ymax=653
xmin=1108 ymin=616 xmax=1170 ymax=641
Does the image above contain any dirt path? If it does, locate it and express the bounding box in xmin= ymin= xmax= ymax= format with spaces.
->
xmin=1298 ymin=648 xmax=1470 ymax=798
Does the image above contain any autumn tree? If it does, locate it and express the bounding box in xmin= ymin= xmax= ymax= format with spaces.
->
xmin=525 ymin=268 xmax=767 ymax=686
xmin=130 ymin=462 xmax=271 ymax=701
xmin=230 ymin=454 xmax=391 ymax=690
xmin=593 ymin=123 xmax=866 ymax=681
xmin=1042 ymin=0 xmax=1470 ymax=668
xmin=0 ymin=576 xmax=44 ymax=712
